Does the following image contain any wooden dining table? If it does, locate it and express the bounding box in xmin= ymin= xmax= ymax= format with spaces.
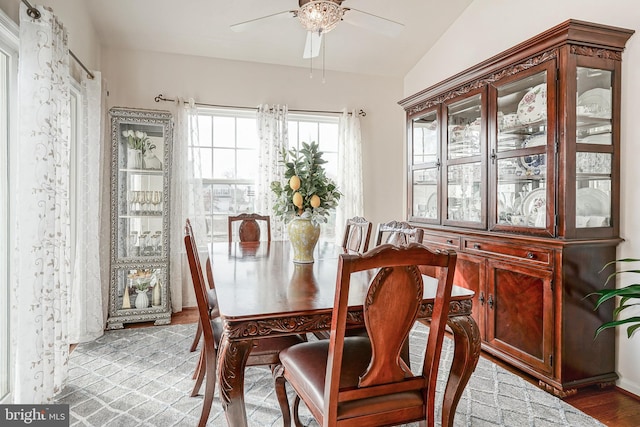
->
xmin=210 ymin=240 xmax=481 ymax=427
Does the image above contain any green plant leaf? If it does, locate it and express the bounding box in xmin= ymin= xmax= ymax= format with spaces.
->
xmin=595 ymin=316 xmax=640 ymax=338
xmin=591 ymin=285 xmax=640 ymax=310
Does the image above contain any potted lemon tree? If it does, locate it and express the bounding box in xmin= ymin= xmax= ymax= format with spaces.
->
xmin=271 ymin=141 xmax=341 ymax=263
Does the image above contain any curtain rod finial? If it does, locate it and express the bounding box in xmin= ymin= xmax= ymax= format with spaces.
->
xmin=154 ymin=94 xmax=163 ymax=103
xmin=26 ymin=7 xmax=40 ymax=19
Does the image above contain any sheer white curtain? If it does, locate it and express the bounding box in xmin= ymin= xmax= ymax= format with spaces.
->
xmin=170 ymin=98 xmax=205 ymax=311
xmin=68 ymin=72 xmax=104 ymax=343
xmin=256 ymin=104 xmax=289 ymax=240
xmin=336 ymin=109 xmax=364 ymax=244
xmin=12 ymin=3 xmax=72 ymax=403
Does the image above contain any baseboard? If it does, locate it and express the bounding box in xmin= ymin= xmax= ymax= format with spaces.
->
xmin=616 ymin=379 xmax=640 ymax=400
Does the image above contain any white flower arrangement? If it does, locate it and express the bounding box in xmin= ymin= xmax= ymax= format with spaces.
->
xmin=122 ymin=129 xmax=156 ymax=155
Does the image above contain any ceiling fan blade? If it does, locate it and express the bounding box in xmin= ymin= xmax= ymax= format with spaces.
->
xmin=342 ymin=8 xmax=404 ymax=37
xmin=230 ymin=10 xmax=295 ymax=32
xmin=303 ymin=31 xmax=322 ymax=59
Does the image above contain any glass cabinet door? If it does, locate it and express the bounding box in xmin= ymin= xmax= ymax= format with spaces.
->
xmin=575 ymin=66 xmax=613 ymax=229
xmin=108 ymin=108 xmax=173 ymax=329
xmin=409 ymin=109 xmax=440 ymax=222
xmin=492 ymin=68 xmax=552 ymax=231
xmin=445 ymin=92 xmax=484 ymax=226
xmin=118 ymin=122 xmax=166 ymax=259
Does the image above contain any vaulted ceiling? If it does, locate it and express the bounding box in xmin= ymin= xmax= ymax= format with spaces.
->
xmin=86 ymin=0 xmax=473 ymax=77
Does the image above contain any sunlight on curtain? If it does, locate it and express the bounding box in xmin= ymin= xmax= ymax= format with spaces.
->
xmin=69 ymin=72 xmax=104 ymax=343
xmin=170 ymin=98 xmax=205 ymax=311
xmin=335 ymin=109 xmax=364 ymax=244
xmin=13 ymin=3 xmax=71 ymax=403
xmin=256 ymin=104 xmax=288 ymax=240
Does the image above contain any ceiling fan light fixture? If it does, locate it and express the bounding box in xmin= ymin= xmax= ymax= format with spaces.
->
xmin=297 ymin=0 xmax=344 ymax=34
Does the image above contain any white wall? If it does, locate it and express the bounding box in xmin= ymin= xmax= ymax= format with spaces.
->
xmin=404 ymin=0 xmax=640 ymax=396
xmin=101 ymin=46 xmax=405 ymax=306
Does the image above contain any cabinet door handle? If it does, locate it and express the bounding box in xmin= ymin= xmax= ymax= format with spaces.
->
xmin=526 ymin=252 xmax=535 ymax=259
xmin=479 ymin=292 xmax=485 ymax=305
xmin=490 ymin=149 xmax=497 ymax=164
xmin=488 ymin=294 xmax=494 ymax=309
xmin=473 ymin=243 xmax=481 ymax=250
xmin=446 ymin=239 xmax=454 ymax=244
xmin=435 ymin=158 xmax=441 ymax=169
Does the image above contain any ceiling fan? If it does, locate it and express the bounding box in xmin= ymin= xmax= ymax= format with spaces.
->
xmin=230 ymin=0 xmax=404 ymax=59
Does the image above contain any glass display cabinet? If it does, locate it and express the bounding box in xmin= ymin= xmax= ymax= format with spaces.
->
xmin=400 ymin=20 xmax=633 ymax=397
xmin=107 ymin=107 xmax=173 ymax=329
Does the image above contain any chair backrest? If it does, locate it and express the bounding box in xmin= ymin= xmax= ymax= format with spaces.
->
xmin=375 ymin=220 xmax=424 ymax=246
xmin=342 ymin=216 xmax=372 ymax=253
xmin=228 ymin=213 xmax=271 ymax=242
xmin=184 ymin=219 xmax=216 ymax=348
xmin=325 ymin=243 xmax=456 ymax=425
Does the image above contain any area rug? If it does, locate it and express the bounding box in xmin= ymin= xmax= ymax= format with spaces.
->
xmin=56 ymin=323 xmax=605 ymax=426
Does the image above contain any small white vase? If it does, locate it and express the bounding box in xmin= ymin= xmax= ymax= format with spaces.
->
xmin=127 ymin=149 xmax=142 ymax=169
xmin=135 ymin=290 xmax=149 ymax=309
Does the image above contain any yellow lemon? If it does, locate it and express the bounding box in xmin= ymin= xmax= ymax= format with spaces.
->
xmin=289 ymin=175 xmax=301 ymax=191
xmin=292 ymin=192 xmax=303 ymax=208
xmin=310 ymin=194 xmax=321 ymax=208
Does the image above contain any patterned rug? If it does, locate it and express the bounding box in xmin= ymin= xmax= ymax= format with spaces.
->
xmin=56 ymin=323 xmax=605 ymax=426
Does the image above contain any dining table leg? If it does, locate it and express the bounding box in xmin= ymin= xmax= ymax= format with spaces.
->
xmin=217 ymin=332 xmax=254 ymax=427
xmin=441 ymin=315 xmax=481 ymax=427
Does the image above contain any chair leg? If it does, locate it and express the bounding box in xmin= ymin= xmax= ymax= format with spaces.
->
xmin=191 ymin=348 xmax=205 ymax=397
xmin=293 ymin=395 xmax=303 ymax=427
xmin=190 ymin=320 xmax=203 ymax=352
xmin=197 ymin=346 xmax=217 ymax=427
xmin=271 ymin=364 xmax=291 ymax=427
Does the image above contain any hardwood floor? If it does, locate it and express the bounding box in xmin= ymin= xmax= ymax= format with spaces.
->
xmin=125 ymin=308 xmax=640 ymax=427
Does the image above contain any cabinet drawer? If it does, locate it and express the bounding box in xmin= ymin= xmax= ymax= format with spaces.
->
xmin=463 ymin=239 xmax=552 ymax=265
xmin=422 ymin=233 xmax=460 ymax=249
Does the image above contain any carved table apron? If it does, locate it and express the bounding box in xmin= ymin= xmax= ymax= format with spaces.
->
xmin=210 ymin=241 xmax=480 ymax=427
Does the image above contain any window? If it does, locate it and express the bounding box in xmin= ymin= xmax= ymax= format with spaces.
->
xmin=0 ymin=12 xmax=18 ymax=403
xmin=193 ymin=109 xmax=339 ymax=242
xmin=288 ymin=114 xmax=340 ymax=240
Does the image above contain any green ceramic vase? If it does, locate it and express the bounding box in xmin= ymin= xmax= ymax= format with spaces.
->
xmin=288 ymin=217 xmax=320 ymax=263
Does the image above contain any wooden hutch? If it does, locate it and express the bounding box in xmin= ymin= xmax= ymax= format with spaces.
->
xmin=399 ymin=20 xmax=634 ymax=397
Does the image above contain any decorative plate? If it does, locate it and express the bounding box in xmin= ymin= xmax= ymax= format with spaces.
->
xmin=577 ymin=88 xmax=611 ymax=118
xmin=521 ymin=188 xmax=546 ymax=222
xmin=517 ymin=84 xmax=547 ymax=124
xmin=516 ymin=154 xmax=545 ymax=176
xmin=576 ymin=187 xmax=610 ymax=216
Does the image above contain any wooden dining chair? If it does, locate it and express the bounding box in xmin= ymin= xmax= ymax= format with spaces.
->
xmin=184 ymin=219 xmax=304 ymax=427
xmin=188 ymin=256 xmax=218 ymax=353
xmin=228 ymin=213 xmax=271 ymax=242
xmin=375 ymin=220 xmax=424 ymax=246
xmin=278 ymin=243 xmax=457 ymax=427
xmin=342 ymin=216 xmax=372 ymax=253
xmin=311 ymin=216 xmax=372 ymax=340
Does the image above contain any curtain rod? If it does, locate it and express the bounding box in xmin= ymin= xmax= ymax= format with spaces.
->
xmin=21 ymin=0 xmax=95 ymax=80
xmin=154 ymin=94 xmax=366 ymax=117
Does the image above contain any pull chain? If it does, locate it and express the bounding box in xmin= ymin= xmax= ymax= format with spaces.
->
xmin=322 ymin=33 xmax=326 ymax=84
